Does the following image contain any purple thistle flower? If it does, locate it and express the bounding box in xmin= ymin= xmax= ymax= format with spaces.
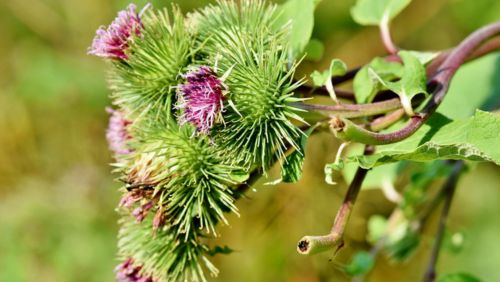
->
xmin=115 ymin=258 xmax=155 ymax=282
xmin=88 ymin=4 xmax=145 ymax=60
xmin=176 ymin=66 xmax=226 ymax=134
xmin=131 ymin=201 xmax=154 ymax=223
xmin=106 ymin=107 xmax=133 ymax=155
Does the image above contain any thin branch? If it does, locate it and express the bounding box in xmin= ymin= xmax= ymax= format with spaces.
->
xmin=297 ymin=85 xmax=356 ymax=100
xmin=292 ymin=98 xmax=402 ymax=118
xmin=423 ymin=161 xmax=464 ymax=282
xmin=297 ymin=146 xmax=374 ymax=255
xmin=369 ymin=109 xmax=406 ymax=131
xmin=352 ymin=161 xmax=464 ymax=282
xmin=330 ymin=22 xmax=500 ymax=145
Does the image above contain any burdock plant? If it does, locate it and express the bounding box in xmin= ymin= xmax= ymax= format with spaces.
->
xmin=90 ymin=0 xmax=500 ymax=281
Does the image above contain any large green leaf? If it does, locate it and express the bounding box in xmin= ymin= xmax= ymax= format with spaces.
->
xmin=350 ymin=110 xmax=500 ymax=169
xmin=275 ymin=0 xmax=319 ymax=57
xmin=439 ymin=53 xmax=500 ymax=119
xmin=351 ymin=0 xmax=411 ymax=26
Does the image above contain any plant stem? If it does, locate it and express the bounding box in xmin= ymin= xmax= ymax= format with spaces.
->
xmin=427 ymin=35 xmax=500 ymax=76
xmin=332 ymin=22 xmax=500 ymax=145
xmin=423 ymin=161 xmax=464 ymax=282
xmin=297 ymin=146 xmax=373 ymax=255
xmin=292 ymin=98 xmax=402 ymax=118
xmin=380 ymin=14 xmax=398 ymax=54
xmin=370 ymin=109 xmax=406 ymax=131
xmin=299 ymin=86 xmax=356 ymax=100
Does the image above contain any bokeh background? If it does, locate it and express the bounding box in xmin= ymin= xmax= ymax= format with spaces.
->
xmin=0 ymin=0 xmax=499 ymax=281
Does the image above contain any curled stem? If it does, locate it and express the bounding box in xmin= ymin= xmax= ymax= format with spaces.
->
xmin=330 ymin=22 xmax=500 ymax=145
xmin=297 ymin=146 xmax=373 ymax=255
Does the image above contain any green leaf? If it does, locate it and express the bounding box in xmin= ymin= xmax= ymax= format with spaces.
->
xmin=437 ymin=273 xmax=482 ymax=282
xmin=351 ymin=0 xmax=411 ymax=26
xmin=345 ymin=251 xmax=375 ymax=276
xmin=371 ymin=51 xmax=428 ymax=115
xmin=350 ymin=110 xmax=500 ymax=169
xmin=311 ymin=59 xmax=347 ymax=87
xmin=229 ymin=171 xmax=250 ymax=183
xmin=353 ymin=57 xmax=403 ymax=103
xmin=282 ymin=150 xmax=305 ymax=183
xmin=304 ymin=39 xmax=325 ymax=62
xmin=275 ymin=0 xmax=319 ymax=57
xmin=324 ymin=159 xmax=344 ymax=185
xmin=310 ymin=70 xmax=330 ymax=87
xmin=343 ymin=144 xmax=400 ymax=189
xmin=400 ymin=161 xmax=452 ymax=218
xmin=310 ymin=59 xmax=347 ymax=102
xmin=439 ymin=53 xmax=500 ymax=119
xmin=386 ymin=226 xmax=420 ymax=261
xmin=367 ymin=215 xmax=388 ymax=243
xmin=405 ymin=50 xmax=439 ymax=65
xmin=281 ymin=125 xmax=318 ymax=183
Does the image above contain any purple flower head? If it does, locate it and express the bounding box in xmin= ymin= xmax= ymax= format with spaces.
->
xmin=88 ymin=4 xmax=146 ymax=60
xmin=176 ymin=66 xmax=226 ymax=134
xmin=131 ymin=201 xmax=154 ymax=223
xmin=106 ymin=107 xmax=133 ymax=155
xmin=115 ymin=258 xmax=155 ymax=282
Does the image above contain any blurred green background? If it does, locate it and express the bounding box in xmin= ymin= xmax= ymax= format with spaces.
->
xmin=0 ymin=0 xmax=499 ymax=281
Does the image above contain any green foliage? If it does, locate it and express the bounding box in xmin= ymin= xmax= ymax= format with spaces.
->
xmin=371 ymin=51 xmax=428 ymax=115
xmin=437 ymin=273 xmax=482 ymax=282
xmin=342 ymin=144 xmax=400 ymax=189
xmin=304 ymin=39 xmax=325 ymax=62
xmin=345 ymin=251 xmax=375 ymax=276
xmin=400 ymin=161 xmax=451 ymax=218
xmin=350 ymin=110 xmax=500 ymax=169
xmin=90 ymin=0 xmax=500 ymax=280
xmin=311 ymin=58 xmax=346 ymax=101
xmin=385 ymin=224 xmax=420 ymax=261
xmin=367 ymin=215 xmax=388 ymax=243
xmin=351 ymin=0 xmax=411 ymax=26
xmin=274 ymin=0 xmax=319 ymax=57
xmin=354 ymin=51 xmax=427 ymax=115
xmin=281 ymin=125 xmax=317 ymax=183
xmin=440 ymin=53 xmax=500 ymax=119
xmin=353 ymin=57 xmax=403 ymax=103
